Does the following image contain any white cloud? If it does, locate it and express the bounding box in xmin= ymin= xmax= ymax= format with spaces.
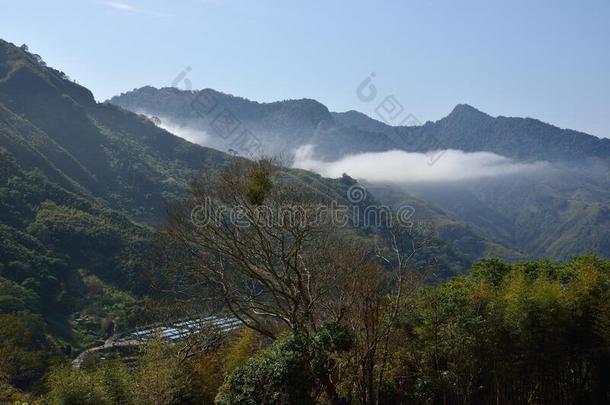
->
xmin=104 ymin=1 xmax=137 ymax=12
xmin=138 ymin=112 xmax=238 ymax=152
xmin=102 ymin=1 xmax=172 ymax=17
xmin=148 ymin=115 xmax=212 ymax=146
xmin=293 ymin=145 xmax=547 ymax=183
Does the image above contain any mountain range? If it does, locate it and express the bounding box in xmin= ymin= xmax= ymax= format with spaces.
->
xmin=2 ymin=35 xmax=610 ymax=358
xmin=111 ymin=86 xmax=610 ymax=164
xmin=110 ymin=86 xmax=610 ymax=262
xmin=1 ymin=39 xmax=489 ymax=352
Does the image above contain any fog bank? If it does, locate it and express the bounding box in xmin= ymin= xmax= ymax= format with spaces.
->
xmin=293 ymin=145 xmax=547 ymax=183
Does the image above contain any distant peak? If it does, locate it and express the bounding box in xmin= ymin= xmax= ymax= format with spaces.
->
xmin=446 ymin=104 xmax=492 ymax=121
xmin=451 ymin=104 xmax=486 ymax=115
xmin=339 ymin=110 xmax=374 ymax=120
xmin=278 ymin=98 xmax=333 ymax=125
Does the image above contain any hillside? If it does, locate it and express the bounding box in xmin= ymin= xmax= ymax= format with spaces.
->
xmin=0 ymin=41 xmax=239 ymax=391
xmin=0 ymin=41 xmax=230 ymax=225
xmin=366 ymin=183 xmax=525 ymax=263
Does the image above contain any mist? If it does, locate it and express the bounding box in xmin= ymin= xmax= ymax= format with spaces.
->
xmin=292 ymin=144 xmax=548 ymax=183
xmin=136 ymin=111 xmax=217 ymax=148
xmin=157 ymin=120 xmax=211 ymax=146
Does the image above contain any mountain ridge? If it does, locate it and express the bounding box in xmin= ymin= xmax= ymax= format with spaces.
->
xmin=111 ymin=86 xmax=610 ymax=165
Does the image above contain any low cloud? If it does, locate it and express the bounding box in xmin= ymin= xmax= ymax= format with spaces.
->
xmin=143 ymin=113 xmax=213 ymax=147
xmin=293 ymin=145 xmax=547 ymax=183
xmin=160 ymin=121 xmax=211 ymax=146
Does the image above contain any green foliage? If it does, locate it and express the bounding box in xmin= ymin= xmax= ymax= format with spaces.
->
xmin=0 ymin=277 xmax=38 ymax=313
xmin=216 ymin=335 xmax=314 ymax=405
xmin=0 ymin=371 xmax=32 ymax=403
xmin=45 ymin=341 xmax=181 ymax=405
xmin=313 ymin=322 xmax=354 ymax=353
xmin=0 ymin=312 xmax=60 ymax=390
xmin=132 ymin=338 xmax=181 ymax=405
xmin=386 ymin=255 xmax=610 ymax=404
xmin=216 ymin=325 xmax=354 ymax=405
xmin=188 ymin=329 xmax=262 ymax=404
xmin=47 ymin=366 xmax=111 ymax=405
xmin=10 ymin=255 xmax=610 ymax=404
xmin=46 ymin=362 xmax=133 ymax=405
xmin=3 ymin=38 xmax=610 ymax=404
xmin=0 ymin=140 xmax=153 ymax=391
xmin=310 ymin=323 xmax=354 ymax=381
xmin=469 ymin=257 xmax=511 ymax=286
xmin=0 ymin=38 xmax=226 ymax=396
xmin=94 ymin=361 xmax=134 ymax=405
xmin=244 ymin=161 xmax=272 ymax=205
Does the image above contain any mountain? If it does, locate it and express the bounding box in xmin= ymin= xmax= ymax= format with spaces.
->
xmin=110 ymin=86 xmax=610 ymax=261
xmin=0 ymin=38 xmax=483 ymax=278
xmin=109 ymin=86 xmax=399 ymax=160
xmin=0 ymin=38 xmax=243 ymax=360
xmin=3 ymin=35 xmax=606 ymax=399
xmin=1 ymin=38 xmax=490 ymax=370
xmin=335 ymin=104 xmax=610 ymax=164
xmin=0 ymin=44 xmax=233 ymax=225
xmin=365 ymin=183 xmax=525 ymax=264
xmin=409 ymin=167 xmax=610 ymax=259
xmin=112 ymin=87 xmax=610 ymax=166
xmin=111 ymin=87 xmax=531 ymax=262
xmin=3 ymin=34 xmax=602 ymax=376
xmin=336 ymin=107 xmax=610 ymax=260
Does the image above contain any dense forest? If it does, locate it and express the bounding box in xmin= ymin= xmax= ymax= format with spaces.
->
xmin=4 ymin=160 xmax=610 ymax=404
xmin=5 ymin=249 xmax=610 ymax=403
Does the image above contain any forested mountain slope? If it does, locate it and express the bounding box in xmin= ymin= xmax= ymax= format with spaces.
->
xmin=0 ymin=40 xmax=229 ymax=224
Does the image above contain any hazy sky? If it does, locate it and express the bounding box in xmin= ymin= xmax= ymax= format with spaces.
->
xmin=1 ymin=0 xmax=609 ymax=137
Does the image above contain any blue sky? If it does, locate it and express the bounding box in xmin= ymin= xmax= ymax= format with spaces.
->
xmin=1 ymin=0 xmax=609 ymax=137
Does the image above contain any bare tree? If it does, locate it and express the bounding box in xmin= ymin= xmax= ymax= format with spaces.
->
xmin=161 ymin=159 xmax=374 ymax=404
xmin=159 ymin=159 xmax=435 ymax=404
